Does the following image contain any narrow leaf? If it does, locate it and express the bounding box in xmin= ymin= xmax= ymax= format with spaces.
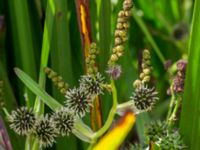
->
xmin=180 ymin=0 xmax=200 ymax=149
xmin=14 ymin=68 xmax=62 ymax=110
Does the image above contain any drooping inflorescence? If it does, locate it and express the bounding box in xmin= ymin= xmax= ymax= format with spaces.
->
xmin=44 ymin=67 xmax=69 ymax=94
xmin=8 ymin=107 xmax=36 ymax=135
xmin=33 ymin=115 xmax=58 ymax=148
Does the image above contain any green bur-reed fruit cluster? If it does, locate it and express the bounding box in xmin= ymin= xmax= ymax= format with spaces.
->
xmin=145 ymin=121 xmax=186 ymax=150
xmin=145 ymin=121 xmax=168 ymax=141
xmin=108 ymin=0 xmax=133 ymax=66
xmin=44 ymin=67 xmax=69 ymax=94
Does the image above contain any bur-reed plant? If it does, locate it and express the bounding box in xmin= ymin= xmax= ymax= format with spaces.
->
xmin=0 ymin=0 xmax=199 ymax=149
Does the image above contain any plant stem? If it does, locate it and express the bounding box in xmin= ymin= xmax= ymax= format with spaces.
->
xmin=132 ymin=9 xmax=165 ymax=64
xmin=168 ymin=95 xmax=182 ymax=128
xmin=89 ymin=80 xmax=118 ymax=148
xmin=166 ymin=85 xmax=175 ymax=121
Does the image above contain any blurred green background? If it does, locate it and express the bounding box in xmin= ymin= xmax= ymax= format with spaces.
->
xmin=0 ymin=0 xmax=195 ymax=149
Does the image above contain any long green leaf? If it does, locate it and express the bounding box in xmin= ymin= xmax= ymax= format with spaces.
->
xmin=14 ymin=68 xmax=62 ymax=110
xmin=179 ymin=0 xmax=200 ymax=149
xmin=50 ymin=0 xmax=77 ymax=149
xmin=34 ymin=0 xmax=56 ymax=115
xmin=7 ymin=0 xmax=38 ymax=107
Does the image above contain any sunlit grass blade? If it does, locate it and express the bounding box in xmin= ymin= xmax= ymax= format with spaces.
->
xmin=180 ymin=0 xmax=200 ymax=149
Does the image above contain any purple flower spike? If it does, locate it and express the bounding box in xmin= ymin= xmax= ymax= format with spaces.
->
xmin=176 ymin=59 xmax=187 ymax=73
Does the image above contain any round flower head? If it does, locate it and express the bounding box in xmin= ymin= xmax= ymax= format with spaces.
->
xmin=51 ymin=108 xmax=75 ymax=136
xmin=131 ymin=84 xmax=158 ymax=111
xmin=8 ymin=107 xmax=36 ymax=135
xmin=65 ymin=88 xmax=92 ymax=117
xmin=79 ymin=73 xmax=104 ymax=96
xmin=34 ymin=115 xmax=58 ymax=148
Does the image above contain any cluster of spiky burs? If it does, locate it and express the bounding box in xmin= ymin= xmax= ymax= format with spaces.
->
xmin=145 ymin=121 xmax=186 ymax=150
xmin=8 ymin=107 xmax=75 ymax=148
xmin=127 ymin=121 xmax=186 ymax=150
xmin=130 ymin=49 xmax=158 ymax=112
xmin=8 ymin=43 xmax=106 ymax=148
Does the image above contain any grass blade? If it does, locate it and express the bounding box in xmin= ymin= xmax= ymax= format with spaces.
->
xmin=34 ymin=0 xmax=56 ymax=115
xmin=14 ymin=68 xmax=62 ymax=110
xmin=179 ymin=0 xmax=200 ymax=149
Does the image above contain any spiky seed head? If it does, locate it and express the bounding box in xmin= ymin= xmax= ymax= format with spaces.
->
xmin=51 ymin=108 xmax=75 ymax=136
xmin=106 ymin=65 xmax=122 ymax=80
xmin=79 ymin=73 xmax=104 ymax=96
xmin=131 ymin=84 xmax=158 ymax=111
xmin=34 ymin=115 xmax=57 ymax=148
xmin=8 ymin=107 xmax=36 ymax=135
xmin=157 ymin=131 xmax=186 ymax=150
xmin=145 ymin=121 xmax=168 ymax=142
xmin=65 ymin=88 xmax=92 ymax=117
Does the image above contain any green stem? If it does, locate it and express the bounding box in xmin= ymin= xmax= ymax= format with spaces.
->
xmin=166 ymin=85 xmax=175 ymax=121
xmin=89 ymin=80 xmax=118 ymax=148
xmin=168 ymin=95 xmax=182 ymax=128
xmin=2 ymin=107 xmax=10 ymax=117
xmin=132 ymin=9 xmax=165 ymax=64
